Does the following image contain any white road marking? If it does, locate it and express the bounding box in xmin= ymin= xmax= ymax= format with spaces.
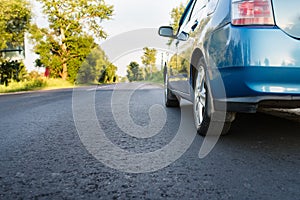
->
xmin=86 ymin=85 xmax=111 ymax=91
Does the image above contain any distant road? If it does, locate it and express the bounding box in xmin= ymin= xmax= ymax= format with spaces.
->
xmin=0 ymin=83 xmax=299 ymax=199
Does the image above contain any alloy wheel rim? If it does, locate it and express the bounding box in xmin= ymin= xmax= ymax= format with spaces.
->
xmin=194 ymin=68 xmax=206 ymax=128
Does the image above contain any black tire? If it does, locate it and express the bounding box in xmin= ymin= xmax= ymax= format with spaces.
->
xmin=164 ymin=73 xmax=179 ymax=107
xmin=193 ymin=63 xmax=232 ymax=136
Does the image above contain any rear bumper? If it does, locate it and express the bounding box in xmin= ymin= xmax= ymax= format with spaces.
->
xmin=215 ymin=96 xmax=300 ymax=113
xmin=211 ymin=66 xmax=300 ymax=113
xmin=206 ymin=24 xmax=300 ymax=113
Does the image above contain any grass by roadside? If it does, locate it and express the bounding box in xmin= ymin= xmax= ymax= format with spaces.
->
xmin=0 ymin=78 xmax=74 ymax=93
xmin=0 ymin=77 xmax=164 ymax=94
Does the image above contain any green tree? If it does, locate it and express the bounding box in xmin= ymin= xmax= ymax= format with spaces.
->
xmin=170 ymin=3 xmax=186 ymax=32
xmin=98 ymin=63 xmax=118 ymax=84
xmin=77 ymin=46 xmax=112 ymax=84
xmin=0 ymin=0 xmax=31 ymax=86
xmin=0 ymin=60 xmax=27 ymax=85
xmin=0 ymin=0 xmax=31 ymax=50
xmin=141 ymin=47 xmax=157 ymax=80
xmin=126 ymin=61 xmax=143 ymax=82
xmin=30 ymin=0 xmax=113 ymax=82
xmin=168 ymin=3 xmax=185 ymax=45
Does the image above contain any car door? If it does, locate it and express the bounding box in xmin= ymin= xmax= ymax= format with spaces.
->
xmin=168 ymin=0 xmax=209 ymax=99
xmin=167 ymin=0 xmax=197 ymax=96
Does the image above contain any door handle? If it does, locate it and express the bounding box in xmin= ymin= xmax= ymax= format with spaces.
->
xmin=191 ymin=20 xmax=199 ymax=31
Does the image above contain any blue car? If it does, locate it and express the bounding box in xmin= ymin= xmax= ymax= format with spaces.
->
xmin=159 ymin=0 xmax=300 ymax=136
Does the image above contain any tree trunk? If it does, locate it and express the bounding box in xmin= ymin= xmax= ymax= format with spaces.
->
xmin=60 ymin=28 xmax=68 ymax=80
xmin=61 ymin=62 xmax=68 ymax=80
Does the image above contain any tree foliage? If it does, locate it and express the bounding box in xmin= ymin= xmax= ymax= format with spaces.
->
xmin=30 ymin=0 xmax=114 ymax=82
xmin=126 ymin=61 xmax=143 ymax=82
xmin=98 ymin=63 xmax=118 ymax=84
xmin=168 ymin=3 xmax=185 ymax=45
xmin=141 ymin=47 xmax=157 ymax=79
xmin=0 ymin=61 xmax=27 ymax=85
xmin=0 ymin=0 xmax=31 ymax=50
xmin=77 ymin=46 xmax=113 ymax=84
xmin=170 ymin=3 xmax=186 ymax=32
xmin=0 ymin=0 xmax=31 ymax=86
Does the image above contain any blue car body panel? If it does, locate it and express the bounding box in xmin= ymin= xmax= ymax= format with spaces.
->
xmin=207 ymin=25 xmax=300 ymax=99
xmin=165 ymin=0 xmax=300 ymax=113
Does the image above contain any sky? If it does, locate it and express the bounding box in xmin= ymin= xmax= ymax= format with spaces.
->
xmin=102 ymin=0 xmax=186 ymax=37
xmin=25 ymin=0 xmax=187 ymax=76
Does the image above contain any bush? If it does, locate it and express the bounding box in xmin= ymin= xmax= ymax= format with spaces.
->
xmin=0 ymin=78 xmax=73 ymax=93
xmin=0 ymin=78 xmax=45 ymax=93
xmin=145 ymin=71 xmax=164 ymax=84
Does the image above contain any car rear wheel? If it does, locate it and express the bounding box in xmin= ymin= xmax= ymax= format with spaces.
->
xmin=193 ymin=66 xmax=232 ymax=136
xmin=193 ymin=67 xmax=210 ymax=135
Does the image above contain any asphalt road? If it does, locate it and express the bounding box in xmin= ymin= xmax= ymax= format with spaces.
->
xmin=0 ymin=83 xmax=299 ymax=199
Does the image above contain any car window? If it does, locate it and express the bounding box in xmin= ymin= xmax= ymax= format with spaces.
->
xmin=191 ymin=0 xmax=208 ymax=20
xmin=179 ymin=0 xmax=197 ymax=29
xmin=179 ymin=0 xmax=208 ymax=35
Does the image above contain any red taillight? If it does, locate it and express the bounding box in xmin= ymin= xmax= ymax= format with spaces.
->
xmin=232 ymin=0 xmax=274 ymax=25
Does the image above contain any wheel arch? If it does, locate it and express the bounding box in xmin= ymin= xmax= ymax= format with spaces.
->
xmin=189 ymin=48 xmax=215 ymax=116
xmin=190 ymin=48 xmax=205 ymax=90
